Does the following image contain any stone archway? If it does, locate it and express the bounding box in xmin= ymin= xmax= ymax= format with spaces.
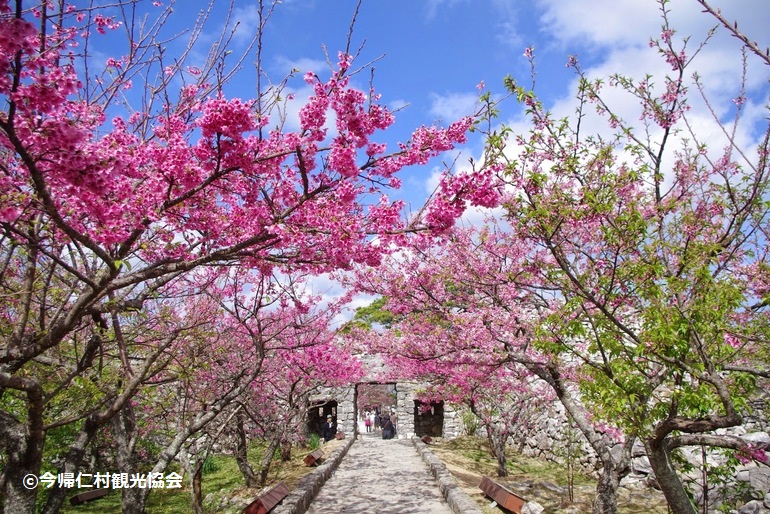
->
xmin=354 ymin=383 xmax=396 ymax=435
xmin=311 ymin=380 xmax=461 ymax=440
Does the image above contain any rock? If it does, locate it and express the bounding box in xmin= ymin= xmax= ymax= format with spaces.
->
xmin=678 ymin=446 xmax=703 ymax=468
xmin=538 ymin=481 xmax=567 ymax=495
xmin=747 ymin=468 xmax=770 ymax=495
xmin=738 ymin=500 xmax=763 ymax=514
xmin=522 ymin=501 xmax=546 ymax=514
xmin=610 ymin=443 xmax=626 ymax=465
xmin=631 ymin=456 xmax=653 ymax=475
xmin=742 ymin=432 xmax=770 ymax=445
xmin=631 ymin=439 xmax=646 ymax=458
xmin=765 ymin=492 xmax=770 ymax=508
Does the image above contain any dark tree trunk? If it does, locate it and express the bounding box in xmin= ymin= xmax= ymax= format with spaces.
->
xmin=41 ymin=419 xmax=100 ymax=514
xmin=111 ymin=403 xmax=151 ymax=514
xmin=0 ymin=393 xmax=44 ymax=514
xmin=646 ymin=438 xmax=697 ymax=514
xmin=592 ymin=460 xmax=623 ymax=514
xmin=120 ymin=487 xmax=149 ymax=514
xmin=234 ymin=411 xmax=258 ymax=488
xmin=258 ymin=437 xmax=281 ymax=486
xmin=191 ymin=464 xmax=204 ymax=514
xmin=280 ymin=439 xmax=292 ymax=462
xmin=487 ymin=428 xmax=509 ymax=477
xmin=1 ymin=425 xmax=40 ymax=514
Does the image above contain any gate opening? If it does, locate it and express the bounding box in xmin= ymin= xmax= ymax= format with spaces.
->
xmin=414 ymin=400 xmax=444 ymax=437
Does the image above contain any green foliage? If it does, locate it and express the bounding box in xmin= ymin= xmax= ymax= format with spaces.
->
xmin=339 ymin=296 xmax=396 ymax=333
xmin=201 ymin=456 xmax=218 ymax=475
xmin=307 ymin=433 xmax=321 ymax=450
xmin=460 ymin=409 xmax=480 ymax=436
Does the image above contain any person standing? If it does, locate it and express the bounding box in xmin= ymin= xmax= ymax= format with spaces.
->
xmin=322 ymin=415 xmax=336 ymax=442
xmin=381 ymin=414 xmax=395 ymax=440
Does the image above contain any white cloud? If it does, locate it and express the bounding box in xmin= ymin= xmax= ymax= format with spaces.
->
xmin=537 ymin=0 xmax=661 ymax=49
xmin=459 ymin=205 xmax=506 ymax=227
xmin=388 ymin=99 xmax=410 ymax=113
xmin=424 ymin=166 xmax=445 ymax=195
xmin=429 ymin=91 xmax=479 ymax=121
xmin=273 ymin=55 xmax=328 ymax=76
xmin=536 ymin=0 xmax=769 ymax=52
xmin=513 ymin=0 xmax=769 ymax=179
xmin=231 ymin=5 xmax=264 ymax=46
xmin=264 ymin=82 xmax=339 ymax=136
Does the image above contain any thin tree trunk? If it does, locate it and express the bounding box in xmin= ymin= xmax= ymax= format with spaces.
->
xmin=280 ymin=439 xmax=292 ymax=462
xmin=258 ymin=437 xmax=281 ymax=486
xmin=487 ymin=428 xmax=509 ymax=477
xmin=40 ymin=418 xmax=100 ymax=514
xmin=234 ymin=411 xmax=258 ymax=488
xmin=525 ymin=362 xmax=630 ymax=514
xmin=191 ymin=463 xmax=204 ymax=514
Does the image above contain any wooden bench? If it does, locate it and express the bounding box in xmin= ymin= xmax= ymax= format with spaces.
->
xmin=69 ymin=488 xmax=109 ymax=505
xmin=479 ymin=476 xmax=526 ymax=513
xmin=303 ymin=448 xmax=325 ymax=467
xmin=243 ymin=481 xmax=289 ymax=514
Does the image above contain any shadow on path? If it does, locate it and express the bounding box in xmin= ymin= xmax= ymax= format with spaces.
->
xmin=306 ymin=434 xmax=453 ymax=514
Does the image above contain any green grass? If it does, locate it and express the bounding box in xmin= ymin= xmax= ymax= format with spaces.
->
xmin=437 ymin=436 xmax=593 ymax=486
xmin=59 ymin=442 xmax=288 ymax=514
xmin=56 ymin=438 xmax=348 ymax=513
xmin=60 ymin=453 xmax=244 ymax=514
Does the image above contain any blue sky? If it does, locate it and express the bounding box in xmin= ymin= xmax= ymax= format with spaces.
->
xmin=87 ymin=0 xmax=770 ymax=317
xmin=97 ymin=0 xmax=769 ymax=213
xmin=207 ymin=0 xmax=768 ymax=208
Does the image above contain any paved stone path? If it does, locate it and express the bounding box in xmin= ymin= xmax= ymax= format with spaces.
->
xmin=306 ymin=432 xmax=453 ymax=514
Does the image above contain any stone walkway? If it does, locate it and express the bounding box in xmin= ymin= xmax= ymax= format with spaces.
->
xmin=305 ymin=432 xmax=454 ymax=514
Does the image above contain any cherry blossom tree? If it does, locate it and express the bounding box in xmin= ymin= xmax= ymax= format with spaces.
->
xmin=131 ymin=269 xmax=363 ymax=514
xmin=0 ymin=1 xmax=494 ymax=511
xmin=482 ymin=5 xmax=770 ymax=513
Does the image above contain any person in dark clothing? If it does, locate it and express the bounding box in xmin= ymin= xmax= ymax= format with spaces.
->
xmin=381 ymin=414 xmax=395 ymax=440
xmin=322 ymin=415 xmax=336 ymax=442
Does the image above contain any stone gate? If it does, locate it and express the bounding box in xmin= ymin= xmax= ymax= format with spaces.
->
xmin=308 ymin=380 xmax=462 ymax=440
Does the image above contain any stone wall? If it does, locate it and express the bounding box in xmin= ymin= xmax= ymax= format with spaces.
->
xmin=508 ymin=399 xmax=606 ymax=477
xmin=506 ymin=392 xmax=770 ymax=513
